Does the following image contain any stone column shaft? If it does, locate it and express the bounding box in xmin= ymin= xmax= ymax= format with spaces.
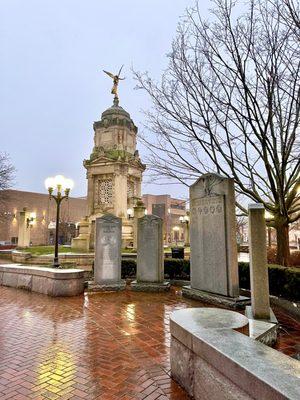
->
xmin=248 ymin=204 xmax=270 ymax=319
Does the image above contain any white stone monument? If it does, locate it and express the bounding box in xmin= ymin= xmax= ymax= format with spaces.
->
xmin=17 ymin=209 xmax=31 ymax=247
xmin=245 ymin=204 xmax=278 ymax=345
xmin=131 ymin=215 xmax=170 ymax=292
xmin=182 ymin=173 xmax=249 ymax=308
xmin=71 ymin=96 xmax=146 ymax=251
xmin=90 ymin=214 xmax=125 ymax=291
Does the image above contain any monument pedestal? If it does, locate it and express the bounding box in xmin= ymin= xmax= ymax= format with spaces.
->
xmin=182 ymin=286 xmax=250 ymax=310
xmin=87 ymin=280 xmax=126 ymax=292
xmin=245 ymin=306 xmax=278 ymax=346
xmin=131 ymin=280 xmax=170 ymax=292
xmin=71 ymin=218 xmax=91 ymax=252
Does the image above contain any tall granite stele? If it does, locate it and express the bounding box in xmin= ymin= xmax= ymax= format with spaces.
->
xmin=89 ymin=214 xmax=125 ymax=292
xmin=131 ymin=215 xmax=170 ymax=292
xmin=182 ymin=173 xmax=250 ymax=308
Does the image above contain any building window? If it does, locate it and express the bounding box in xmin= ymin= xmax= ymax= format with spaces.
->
xmin=11 ymin=237 xmax=18 ymax=244
xmin=96 ymin=179 xmax=114 ymax=205
xmin=171 ymin=204 xmax=185 ymax=210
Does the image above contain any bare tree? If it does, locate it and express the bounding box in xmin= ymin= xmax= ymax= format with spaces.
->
xmin=134 ymin=0 xmax=300 ymax=266
xmin=0 ymin=153 xmax=14 ymax=192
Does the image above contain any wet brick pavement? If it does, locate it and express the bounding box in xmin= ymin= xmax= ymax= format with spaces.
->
xmin=0 ymin=285 xmax=299 ymax=400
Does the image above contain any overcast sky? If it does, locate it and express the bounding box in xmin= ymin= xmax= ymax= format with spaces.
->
xmin=0 ymin=0 xmax=211 ymax=198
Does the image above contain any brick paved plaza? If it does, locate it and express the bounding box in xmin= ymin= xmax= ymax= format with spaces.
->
xmin=0 ymin=286 xmax=299 ymax=400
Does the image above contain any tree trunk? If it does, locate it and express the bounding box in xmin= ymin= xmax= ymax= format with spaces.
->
xmin=275 ymin=220 xmax=290 ymax=266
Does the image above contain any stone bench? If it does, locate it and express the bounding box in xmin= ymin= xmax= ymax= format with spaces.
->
xmin=170 ymin=308 xmax=300 ymax=400
xmin=0 ymin=264 xmax=85 ymax=297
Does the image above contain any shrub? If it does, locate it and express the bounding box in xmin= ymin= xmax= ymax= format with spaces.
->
xmin=267 ymin=246 xmax=277 ymax=264
xmin=238 ymin=262 xmax=250 ymax=290
xmin=289 ymin=251 xmax=300 ymax=267
xmin=120 ymin=258 xmax=300 ymax=301
xmin=121 ymin=259 xmax=136 ymax=278
xmin=238 ymin=262 xmax=300 ymax=301
xmin=164 ymin=258 xmax=190 ymax=279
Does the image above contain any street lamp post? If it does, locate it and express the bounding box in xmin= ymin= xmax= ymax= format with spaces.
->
xmin=45 ymin=175 xmax=74 ymax=268
xmin=179 ymin=211 xmax=190 ymax=246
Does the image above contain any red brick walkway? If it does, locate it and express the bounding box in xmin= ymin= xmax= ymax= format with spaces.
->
xmin=0 ymin=286 xmax=299 ymax=400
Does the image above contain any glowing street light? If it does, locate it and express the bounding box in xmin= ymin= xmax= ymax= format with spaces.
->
xmin=45 ymin=175 xmax=74 ymax=268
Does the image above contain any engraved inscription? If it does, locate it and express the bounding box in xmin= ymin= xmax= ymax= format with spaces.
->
xmin=191 ymin=196 xmax=224 ymax=218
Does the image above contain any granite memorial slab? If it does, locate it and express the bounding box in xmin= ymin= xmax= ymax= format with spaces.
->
xmin=131 ymin=214 xmax=170 ymax=292
xmin=182 ymin=173 xmax=250 ymax=308
xmin=89 ymin=214 xmax=125 ymax=292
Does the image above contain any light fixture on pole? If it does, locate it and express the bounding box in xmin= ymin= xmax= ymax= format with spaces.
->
xmin=179 ymin=212 xmax=190 ymax=246
xmin=127 ymin=208 xmax=134 ymax=219
xmin=45 ymin=175 xmax=74 ymax=268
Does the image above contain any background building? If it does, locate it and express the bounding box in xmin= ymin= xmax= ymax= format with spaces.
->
xmin=0 ymin=190 xmax=87 ymax=245
xmin=142 ymin=194 xmax=188 ymax=245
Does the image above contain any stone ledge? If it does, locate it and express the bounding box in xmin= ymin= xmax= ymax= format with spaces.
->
xmin=170 ymin=308 xmax=300 ymax=400
xmin=130 ymin=281 xmax=170 ymax=292
xmin=87 ymin=281 xmax=126 ymax=292
xmin=0 ymin=264 xmax=85 ymax=297
xmin=182 ymin=285 xmax=250 ymax=309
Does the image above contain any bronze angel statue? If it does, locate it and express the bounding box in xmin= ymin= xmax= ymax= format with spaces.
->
xmin=103 ymin=65 xmax=125 ymax=101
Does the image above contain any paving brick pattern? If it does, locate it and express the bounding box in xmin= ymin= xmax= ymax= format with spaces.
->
xmin=0 ymin=286 xmax=299 ymax=400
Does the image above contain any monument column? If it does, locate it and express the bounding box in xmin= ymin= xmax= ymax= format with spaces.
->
xmin=247 ymin=204 xmax=270 ymax=319
xmin=71 ymin=68 xmax=146 ymax=251
xmin=245 ymin=203 xmax=278 ymax=344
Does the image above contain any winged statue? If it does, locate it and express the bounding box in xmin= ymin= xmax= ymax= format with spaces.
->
xmin=103 ymin=65 xmax=125 ymax=102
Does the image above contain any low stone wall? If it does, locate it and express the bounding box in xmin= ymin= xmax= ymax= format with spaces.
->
xmin=170 ymin=308 xmax=300 ymax=400
xmin=0 ymin=264 xmax=85 ymax=297
xmin=11 ymin=250 xmax=137 ymax=267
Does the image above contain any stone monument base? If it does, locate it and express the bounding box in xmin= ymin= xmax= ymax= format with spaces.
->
xmin=87 ymin=281 xmax=126 ymax=292
xmin=182 ymin=286 xmax=250 ymax=309
xmin=130 ymin=281 xmax=170 ymax=292
xmin=245 ymin=306 xmax=278 ymax=346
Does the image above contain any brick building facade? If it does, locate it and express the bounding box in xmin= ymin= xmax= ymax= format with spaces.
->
xmin=142 ymin=194 xmax=188 ymax=245
xmin=0 ymin=190 xmax=87 ymax=245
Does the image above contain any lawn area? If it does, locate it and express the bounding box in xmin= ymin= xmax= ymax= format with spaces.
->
xmin=19 ymin=246 xmax=91 ymax=256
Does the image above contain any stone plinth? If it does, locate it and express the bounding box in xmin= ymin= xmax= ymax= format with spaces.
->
xmin=170 ymin=308 xmax=300 ymax=400
xmin=0 ymin=264 xmax=84 ymax=297
xmin=248 ymin=204 xmax=270 ymax=319
xmin=71 ymin=217 xmax=91 ymax=252
xmin=245 ymin=306 xmax=278 ymax=346
xmin=130 ymin=281 xmax=170 ymax=292
xmin=131 ymin=214 xmax=170 ymax=292
xmin=92 ymin=214 xmax=125 ymax=291
xmin=182 ymin=286 xmax=250 ymax=309
xmin=184 ymin=173 xmax=249 ymax=307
